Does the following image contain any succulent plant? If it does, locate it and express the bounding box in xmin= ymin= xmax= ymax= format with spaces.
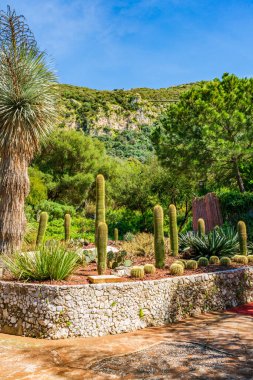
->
xmin=130 ymin=266 xmax=144 ymax=279
xmin=186 ymin=260 xmax=198 ymax=270
xmin=209 ymin=256 xmax=220 ymax=265
xmin=83 ymin=248 xmax=97 ymax=264
xmin=198 ymin=257 xmax=209 ymax=267
xmin=97 ymin=222 xmax=108 ymax=275
xmin=64 ymin=213 xmax=71 ymax=243
xmin=36 ymin=211 xmax=48 ymax=247
xmin=107 ymin=250 xmax=132 ymax=269
xmin=154 ymin=205 xmax=165 ymax=268
xmin=233 ymin=255 xmax=248 ymax=265
xmin=247 ymin=255 xmax=253 ymax=263
xmin=237 ymin=221 xmax=247 ymax=255
xmin=169 ymin=204 xmax=178 ymax=256
xmin=174 ymin=260 xmax=186 ymax=268
xmin=95 ymin=174 xmax=105 ymax=246
xmin=144 ymin=264 xmax=156 ymax=274
xmin=220 ymin=257 xmax=231 ymax=266
xmin=197 ymin=218 xmax=205 ymax=236
xmin=114 ymin=228 xmax=119 ymax=242
xmin=170 ymin=263 xmax=184 ymax=275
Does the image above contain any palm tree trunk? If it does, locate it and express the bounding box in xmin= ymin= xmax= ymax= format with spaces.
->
xmin=0 ymin=153 xmax=29 ymax=253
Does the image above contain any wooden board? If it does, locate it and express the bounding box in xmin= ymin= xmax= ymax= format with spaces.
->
xmin=87 ymin=275 xmax=124 ymax=284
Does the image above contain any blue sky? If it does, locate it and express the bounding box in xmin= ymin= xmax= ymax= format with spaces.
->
xmin=1 ymin=0 xmax=253 ymax=89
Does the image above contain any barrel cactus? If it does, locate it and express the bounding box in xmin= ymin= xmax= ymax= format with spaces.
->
xmin=197 ymin=218 xmax=205 ymax=236
xmin=154 ymin=205 xmax=165 ymax=268
xmin=131 ymin=266 xmax=144 ymax=279
xmin=144 ymin=264 xmax=156 ymax=275
xmin=97 ymin=222 xmax=108 ymax=275
xmin=198 ymin=257 xmax=209 ymax=267
xmin=234 ymin=255 xmax=248 ymax=265
xmin=64 ymin=213 xmax=71 ymax=243
xmin=36 ymin=212 xmax=48 ymax=247
xmin=209 ymin=256 xmax=220 ymax=265
xmin=186 ymin=260 xmax=198 ymax=270
xmin=237 ymin=221 xmax=247 ymax=255
xmin=220 ymin=257 xmax=231 ymax=266
xmin=170 ymin=263 xmax=184 ymax=275
xmin=95 ymin=174 xmax=105 ymax=246
xmin=169 ymin=204 xmax=178 ymax=256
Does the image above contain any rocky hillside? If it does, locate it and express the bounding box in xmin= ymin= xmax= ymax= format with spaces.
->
xmin=58 ymin=83 xmax=196 ymax=161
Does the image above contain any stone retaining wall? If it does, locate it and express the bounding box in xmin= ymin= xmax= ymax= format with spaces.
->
xmin=0 ymin=268 xmax=253 ymax=339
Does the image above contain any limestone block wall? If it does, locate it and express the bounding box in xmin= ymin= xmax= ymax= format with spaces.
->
xmin=0 ymin=267 xmax=252 ymax=339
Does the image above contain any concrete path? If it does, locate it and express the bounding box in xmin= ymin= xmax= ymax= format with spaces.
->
xmin=0 ymin=312 xmax=252 ymax=379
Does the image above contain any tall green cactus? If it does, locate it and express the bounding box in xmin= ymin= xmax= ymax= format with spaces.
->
xmin=36 ymin=212 xmax=48 ymax=247
xmin=197 ymin=218 xmax=205 ymax=236
xmin=64 ymin=214 xmax=71 ymax=243
xmin=154 ymin=205 xmax=165 ymax=268
xmin=95 ymin=174 xmax=105 ymax=246
xmin=97 ymin=222 xmax=108 ymax=275
xmin=114 ymin=228 xmax=119 ymax=242
xmin=237 ymin=220 xmax=247 ymax=255
xmin=169 ymin=204 xmax=178 ymax=256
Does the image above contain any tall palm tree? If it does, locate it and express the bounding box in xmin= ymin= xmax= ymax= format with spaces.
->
xmin=0 ymin=7 xmax=57 ymax=253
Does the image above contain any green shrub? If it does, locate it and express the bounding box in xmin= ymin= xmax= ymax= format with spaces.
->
xmin=186 ymin=260 xmax=198 ymax=270
xmin=198 ymin=257 xmax=209 ymax=267
xmin=35 ymin=200 xmax=75 ymax=220
xmin=170 ymin=263 xmax=184 ymax=275
xmin=3 ymin=243 xmax=79 ymax=281
xmin=220 ymin=257 xmax=231 ymax=266
xmin=130 ymin=266 xmax=144 ymax=279
xmin=123 ymin=232 xmax=135 ymax=242
xmin=144 ymin=264 xmax=156 ymax=274
xmin=209 ymin=256 xmax=220 ymax=265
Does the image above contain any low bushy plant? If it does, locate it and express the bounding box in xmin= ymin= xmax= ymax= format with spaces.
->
xmin=121 ymin=232 xmax=170 ymax=259
xmin=170 ymin=263 xmax=184 ymax=275
xmin=144 ymin=264 xmax=156 ymax=274
xmin=3 ymin=243 xmax=79 ymax=281
xmin=186 ymin=260 xmax=198 ymax=270
xmin=209 ymin=256 xmax=220 ymax=265
xmin=107 ymin=250 xmax=132 ymax=269
xmin=130 ymin=266 xmax=144 ymax=279
xmin=220 ymin=257 xmax=231 ymax=266
xmin=198 ymin=257 xmax=209 ymax=267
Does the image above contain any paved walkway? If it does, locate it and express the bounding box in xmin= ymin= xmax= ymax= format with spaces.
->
xmin=0 ymin=312 xmax=252 ymax=379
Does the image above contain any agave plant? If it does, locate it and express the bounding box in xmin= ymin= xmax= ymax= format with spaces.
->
xmin=0 ymin=7 xmax=57 ymax=253
xmin=180 ymin=226 xmax=239 ymax=259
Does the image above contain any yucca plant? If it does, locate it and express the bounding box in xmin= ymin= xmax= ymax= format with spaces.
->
xmin=180 ymin=226 xmax=239 ymax=259
xmin=2 ymin=243 xmax=79 ymax=280
xmin=0 ymin=7 xmax=57 ymax=253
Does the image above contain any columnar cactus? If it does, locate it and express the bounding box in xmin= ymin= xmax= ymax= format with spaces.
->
xmin=237 ymin=221 xmax=247 ymax=255
xmin=97 ymin=222 xmax=108 ymax=275
xmin=95 ymin=174 xmax=105 ymax=246
xmin=64 ymin=214 xmax=71 ymax=243
xmin=36 ymin=212 xmax=48 ymax=247
xmin=114 ymin=228 xmax=119 ymax=242
xmin=154 ymin=205 xmax=165 ymax=268
xmin=169 ymin=204 xmax=178 ymax=256
xmin=197 ymin=218 xmax=205 ymax=236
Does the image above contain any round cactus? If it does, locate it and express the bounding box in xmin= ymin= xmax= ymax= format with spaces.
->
xmin=154 ymin=205 xmax=165 ymax=268
xmin=197 ymin=218 xmax=205 ymax=236
xmin=209 ymin=256 xmax=220 ymax=265
xmin=36 ymin=211 xmax=48 ymax=247
xmin=237 ymin=221 xmax=247 ymax=255
xmin=95 ymin=174 xmax=105 ymax=246
xmin=234 ymin=255 xmax=248 ymax=265
xmin=170 ymin=263 xmax=184 ymax=275
xmin=169 ymin=204 xmax=178 ymax=256
xmin=144 ymin=264 xmax=156 ymax=275
xmin=97 ymin=222 xmax=108 ymax=275
xmin=232 ymin=254 xmax=240 ymax=262
xmin=198 ymin=257 xmax=209 ymax=267
xmin=64 ymin=213 xmax=71 ymax=243
xmin=220 ymin=257 xmax=231 ymax=266
xmin=131 ymin=266 xmax=144 ymax=279
xmin=114 ymin=228 xmax=119 ymax=242
xmin=174 ymin=260 xmax=186 ymax=268
xmin=247 ymin=255 xmax=253 ymax=263
xmin=186 ymin=260 xmax=198 ymax=270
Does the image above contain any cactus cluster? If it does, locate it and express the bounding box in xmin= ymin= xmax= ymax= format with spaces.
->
xmin=144 ymin=264 xmax=156 ymax=274
xmin=95 ymin=174 xmax=105 ymax=247
xmin=220 ymin=257 xmax=231 ymax=266
xmin=186 ymin=260 xmax=198 ymax=270
xmin=237 ymin=221 xmax=247 ymax=255
xmin=97 ymin=222 xmax=108 ymax=275
xmin=169 ymin=204 xmax=178 ymax=256
xmin=198 ymin=257 xmax=209 ymax=267
xmin=247 ymin=255 xmax=253 ymax=263
xmin=36 ymin=212 xmax=48 ymax=247
xmin=170 ymin=263 xmax=184 ymax=275
xmin=154 ymin=205 xmax=165 ymax=268
xmin=233 ymin=255 xmax=248 ymax=265
xmin=197 ymin=218 xmax=205 ymax=236
xmin=64 ymin=213 xmax=71 ymax=243
xmin=131 ymin=266 xmax=144 ymax=279
xmin=174 ymin=260 xmax=186 ymax=268
xmin=209 ymin=256 xmax=220 ymax=265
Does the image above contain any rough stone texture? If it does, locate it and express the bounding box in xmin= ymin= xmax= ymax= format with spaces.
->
xmin=0 ymin=268 xmax=252 ymax=339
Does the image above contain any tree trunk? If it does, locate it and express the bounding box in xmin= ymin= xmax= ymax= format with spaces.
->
xmin=233 ymin=157 xmax=245 ymax=193
xmin=0 ymin=153 xmax=29 ymax=253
